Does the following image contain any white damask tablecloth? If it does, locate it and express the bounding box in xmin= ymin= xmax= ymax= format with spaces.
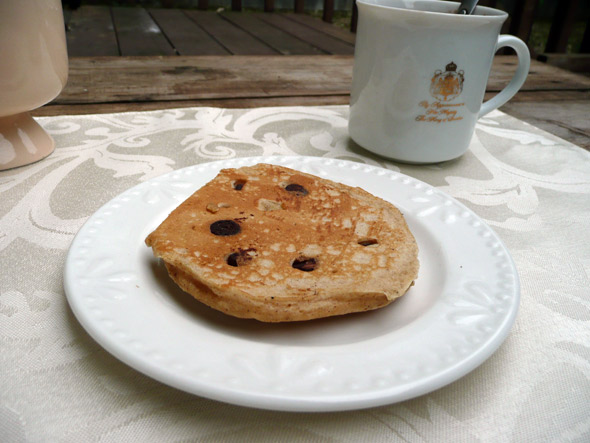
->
xmin=1 ymin=106 xmax=589 ymax=442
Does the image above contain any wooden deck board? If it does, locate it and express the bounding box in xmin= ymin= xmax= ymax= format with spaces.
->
xmin=66 ymin=5 xmax=119 ymax=56
xmin=49 ymin=55 xmax=590 ymax=107
xmin=64 ymin=7 xmax=356 ymax=57
xmin=53 ymin=56 xmax=353 ymax=104
xmin=63 ymin=8 xmax=73 ymax=27
xmin=184 ymin=10 xmax=278 ymax=55
xmin=220 ymin=12 xmax=325 ymax=55
xmin=280 ymin=12 xmax=356 ymax=45
xmin=148 ymin=8 xmax=229 ymax=55
xmin=112 ymin=6 xmax=176 ymax=56
xmin=487 ymin=56 xmax=590 ymax=91
xmin=256 ymin=13 xmax=355 ymax=54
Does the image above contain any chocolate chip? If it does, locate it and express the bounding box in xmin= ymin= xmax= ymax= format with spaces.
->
xmin=233 ymin=179 xmax=246 ymax=190
xmin=226 ymin=248 xmax=256 ymax=267
xmin=285 ymin=183 xmax=308 ymax=196
xmin=292 ymin=256 xmax=317 ymax=272
xmin=358 ymin=238 xmax=378 ymax=246
xmin=210 ymin=220 xmax=241 ymax=236
xmin=226 ymin=253 xmax=240 ymax=267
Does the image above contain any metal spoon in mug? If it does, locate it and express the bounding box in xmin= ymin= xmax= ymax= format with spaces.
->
xmin=457 ymin=0 xmax=478 ymax=14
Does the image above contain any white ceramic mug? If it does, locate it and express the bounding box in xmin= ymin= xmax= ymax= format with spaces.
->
xmin=349 ymin=0 xmax=530 ymax=163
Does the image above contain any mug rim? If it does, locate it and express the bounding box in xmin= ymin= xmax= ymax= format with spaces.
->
xmin=356 ymin=0 xmax=508 ymax=21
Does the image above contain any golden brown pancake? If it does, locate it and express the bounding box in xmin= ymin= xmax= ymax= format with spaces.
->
xmin=146 ymin=163 xmax=419 ymax=322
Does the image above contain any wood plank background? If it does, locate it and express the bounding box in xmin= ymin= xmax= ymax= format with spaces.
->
xmin=51 ymin=56 xmax=590 ymax=105
xmin=64 ymin=6 xmax=355 ymax=57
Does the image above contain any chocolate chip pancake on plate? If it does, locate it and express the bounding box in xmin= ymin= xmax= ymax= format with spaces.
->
xmin=145 ymin=163 xmax=419 ymax=322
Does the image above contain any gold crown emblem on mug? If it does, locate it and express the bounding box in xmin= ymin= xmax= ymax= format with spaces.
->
xmin=430 ymin=61 xmax=465 ymax=102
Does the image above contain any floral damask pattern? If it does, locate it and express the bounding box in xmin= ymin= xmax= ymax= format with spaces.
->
xmin=1 ymin=106 xmax=589 ymax=441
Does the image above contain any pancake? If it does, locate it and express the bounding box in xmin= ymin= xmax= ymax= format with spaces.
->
xmin=145 ymin=163 xmax=419 ymax=322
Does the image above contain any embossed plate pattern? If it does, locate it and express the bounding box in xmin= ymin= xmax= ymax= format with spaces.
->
xmin=64 ymin=156 xmax=520 ymax=412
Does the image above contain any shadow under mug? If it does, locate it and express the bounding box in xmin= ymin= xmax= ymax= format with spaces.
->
xmin=348 ymin=0 xmax=530 ymax=164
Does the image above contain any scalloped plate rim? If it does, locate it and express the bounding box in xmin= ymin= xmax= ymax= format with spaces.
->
xmin=64 ymin=155 xmax=520 ymax=412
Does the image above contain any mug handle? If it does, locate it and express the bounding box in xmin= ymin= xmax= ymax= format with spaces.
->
xmin=478 ymin=35 xmax=530 ymax=118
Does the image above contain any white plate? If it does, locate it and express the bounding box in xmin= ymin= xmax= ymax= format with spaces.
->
xmin=64 ymin=156 xmax=519 ymax=412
